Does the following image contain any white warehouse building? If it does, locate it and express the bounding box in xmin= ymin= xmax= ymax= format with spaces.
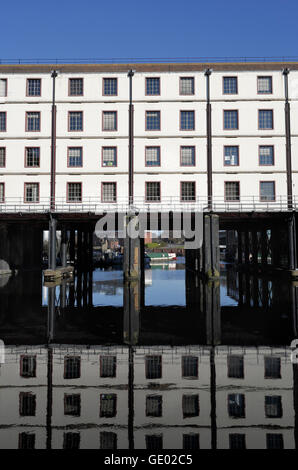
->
xmin=0 ymin=62 xmax=298 ymax=209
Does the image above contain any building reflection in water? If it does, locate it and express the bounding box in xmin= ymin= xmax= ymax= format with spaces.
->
xmin=0 ymin=264 xmax=297 ymax=449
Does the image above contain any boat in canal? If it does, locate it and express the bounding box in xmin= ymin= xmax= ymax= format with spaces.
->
xmin=145 ymin=252 xmax=177 ymax=263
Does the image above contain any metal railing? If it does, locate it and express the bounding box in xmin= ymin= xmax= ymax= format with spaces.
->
xmin=0 ymin=195 xmax=296 ymax=214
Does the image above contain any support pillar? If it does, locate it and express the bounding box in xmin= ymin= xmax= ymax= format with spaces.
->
xmin=205 ymin=280 xmax=221 ymax=346
xmin=237 ymin=230 xmax=242 ymax=265
xmin=123 ymin=215 xmax=144 ymax=280
xmin=61 ymin=228 xmax=68 ymax=267
xmin=48 ymin=217 xmax=57 ymax=270
xmin=69 ymin=229 xmax=75 ymax=265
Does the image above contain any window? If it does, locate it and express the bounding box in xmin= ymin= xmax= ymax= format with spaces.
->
xmin=100 ymin=355 xmax=116 ymax=378
xmin=64 ymin=356 xmax=81 ymax=378
xmin=103 ymin=78 xmax=117 ymax=96
xmin=264 ymin=357 xmax=281 ymax=379
xmin=20 ymin=355 xmax=36 ymax=378
xmin=227 ymin=355 xmax=244 ymax=379
xmin=100 ymin=393 xmax=117 ymax=417
xmin=259 ymin=110 xmax=273 ymax=129
xmin=145 ymin=355 xmax=162 ymax=379
xmin=100 ymin=432 xmax=117 ymax=449
xmin=63 ymin=432 xmax=80 ymax=450
xmin=183 ymin=434 xmax=199 ymax=450
xmin=182 ymin=394 xmax=199 ymax=418
xmin=69 ymin=111 xmax=83 ymax=131
xmin=64 ymin=394 xmax=81 ymax=416
xmin=102 ymin=147 xmax=117 ymax=167
xmin=182 ymin=356 xmax=198 ymax=378
xmin=103 ymin=111 xmax=117 ymax=131
xmin=67 ymin=183 xmax=82 ymax=203
xmin=265 ymin=396 xmax=282 ymax=418
xmin=0 ymin=148 xmax=5 ymax=167
xmin=229 ymin=434 xmax=246 ymax=449
xmin=258 ymin=76 xmax=272 ymax=94
xmin=146 ymin=435 xmax=163 ymax=450
xmin=181 ymin=146 xmax=195 ymax=166
xmin=260 ymin=181 xmax=275 ymax=201
xmin=146 ymin=182 xmax=161 ymax=202
xmin=102 ymin=182 xmax=116 ymax=203
xmin=266 ymin=434 xmax=284 ymax=449
xmin=69 ymin=78 xmax=83 ymax=96
xmin=180 ymin=77 xmax=194 ymax=95
xmin=0 ymin=112 xmax=6 ymax=131
xmin=224 ymin=146 xmax=239 ymax=166
xmin=0 ymin=79 xmax=7 ymax=97
xmin=19 ymin=392 xmax=36 ymax=416
xmin=228 ymin=393 xmax=245 ymax=418
xmin=27 ymin=79 xmax=41 ymax=96
xmin=24 ymin=183 xmax=39 ymax=203
xmin=0 ymin=183 xmax=4 ymax=203
xmin=259 ymin=146 xmax=274 ymax=165
xmin=146 ymin=395 xmax=162 ymax=417
xmin=25 ymin=147 xmax=40 ymax=167
xmin=26 ymin=112 xmax=40 ymax=131
xmin=181 ymin=182 xmax=195 ymax=202
xmin=224 ymin=110 xmax=238 ymax=130
xmin=19 ymin=433 xmax=35 ymax=449
xmin=68 ymin=147 xmax=82 ymax=167
xmin=180 ymin=111 xmax=195 ymax=130
xmin=146 ymin=111 xmax=160 ymax=131
xmin=223 ymin=76 xmax=238 ymax=94
xmin=146 ymin=77 xmax=160 ymax=95
xmin=225 ymin=182 xmax=240 ymax=201
xmin=145 ymin=147 xmax=160 ymax=166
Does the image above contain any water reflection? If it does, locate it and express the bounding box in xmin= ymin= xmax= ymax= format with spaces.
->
xmin=0 ymin=261 xmax=297 ymax=449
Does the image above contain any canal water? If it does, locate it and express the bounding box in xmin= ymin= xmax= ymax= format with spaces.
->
xmin=0 ymin=258 xmax=297 ymax=449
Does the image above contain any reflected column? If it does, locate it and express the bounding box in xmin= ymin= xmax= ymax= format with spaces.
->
xmin=46 ymin=286 xmax=55 ymax=450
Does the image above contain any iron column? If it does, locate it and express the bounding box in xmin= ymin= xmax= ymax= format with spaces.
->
xmin=283 ymin=68 xmax=293 ymax=210
xmin=128 ymin=69 xmax=135 ymax=206
xmin=205 ymin=69 xmax=212 ymax=210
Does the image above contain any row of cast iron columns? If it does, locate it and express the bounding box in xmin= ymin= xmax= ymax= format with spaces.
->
xmin=235 ymin=219 xmax=297 ymax=270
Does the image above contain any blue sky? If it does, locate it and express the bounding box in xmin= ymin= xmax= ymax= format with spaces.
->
xmin=2 ymin=0 xmax=298 ymax=61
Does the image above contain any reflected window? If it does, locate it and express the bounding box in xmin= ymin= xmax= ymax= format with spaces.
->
xmin=100 ymin=432 xmax=117 ymax=449
xmin=265 ymin=396 xmax=282 ymax=418
xmin=228 ymin=393 xmax=245 ymax=418
xmin=227 ymin=355 xmax=244 ymax=379
xmin=264 ymin=357 xmax=281 ymax=379
xmin=183 ymin=433 xmax=200 ymax=450
xmin=229 ymin=434 xmax=246 ymax=449
xmin=20 ymin=355 xmax=36 ymax=378
xmin=19 ymin=392 xmax=36 ymax=416
xmin=146 ymin=395 xmax=162 ymax=417
xmin=182 ymin=394 xmax=199 ymax=418
xmin=64 ymin=356 xmax=81 ymax=379
xmin=145 ymin=355 xmax=162 ymax=379
xmin=19 ymin=432 xmax=35 ymax=449
xmin=100 ymin=393 xmax=117 ymax=418
xmin=64 ymin=394 xmax=81 ymax=416
xmin=266 ymin=433 xmax=284 ymax=449
xmin=100 ymin=355 xmax=116 ymax=378
xmin=63 ymin=432 xmax=80 ymax=449
xmin=146 ymin=434 xmax=163 ymax=450
xmin=182 ymin=356 xmax=198 ymax=379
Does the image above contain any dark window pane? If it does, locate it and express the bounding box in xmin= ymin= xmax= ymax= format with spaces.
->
xmin=100 ymin=432 xmax=117 ymax=449
xmin=146 ymin=395 xmax=162 ymax=417
xmin=146 ymin=111 xmax=160 ymax=130
xmin=227 ymin=355 xmax=244 ymax=379
xmin=64 ymin=356 xmax=81 ymax=379
xmin=146 ymin=434 xmax=163 ymax=450
xmin=20 ymin=355 xmax=37 ymax=378
xmin=183 ymin=434 xmax=200 ymax=450
xmin=145 ymin=183 xmax=161 ymax=202
xmin=229 ymin=434 xmax=246 ymax=449
xmin=182 ymin=356 xmax=198 ymax=378
xmin=27 ymin=79 xmax=41 ymax=96
xmin=264 ymin=357 xmax=281 ymax=379
xmin=19 ymin=392 xmax=36 ymax=416
xmin=265 ymin=396 xmax=282 ymax=418
xmin=224 ymin=146 xmax=239 ymax=166
xmin=224 ymin=110 xmax=238 ymax=129
xmin=181 ymin=111 xmax=194 ymax=130
xmin=146 ymin=78 xmax=160 ymax=95
xmin=100 ymin=394 xmax=117 ymax=418
xmin=69 ymin=78 xmax=83 ymax=96
xmin=182 ymin=394 xmax=199 ymax=418
xmin=19 ymin=433 xmax=35 ymax=449
xmin=64 ymin=394 xmax=81 ymax=416
xmin=63 ymin=432 xmax=80 ymax=449
xmin=266 ymin=434 xmax=284 ymax=449
xmin=146 ymin=355 xmax=162 ymax=379
xmin=100 ymin=356 xmax=116 ymax=378
xmin=223 ymin=77 xmax=238 ymax=94
xmin=228 ymin=393 xmax=245 ymax=418
xmin=259 ymin=110 xmax=273 ymax=129
xmin=103 ymin=78 xmax=117 ymax=96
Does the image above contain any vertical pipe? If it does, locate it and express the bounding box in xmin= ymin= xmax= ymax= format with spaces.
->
xmin=61 ymin=228 xmax=68 ymax=267
xmin=48 ymin=216 xmax=57 ymax=270
xmin=50 ymin=70 xmax=58 ymax=211
xmin=283 ymin=68 xmax=293 ymax=211
xmin=128 ymin=69 xmax=135 ymax=206
xmin=205 ymin=69 xmax=212 ymax=210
